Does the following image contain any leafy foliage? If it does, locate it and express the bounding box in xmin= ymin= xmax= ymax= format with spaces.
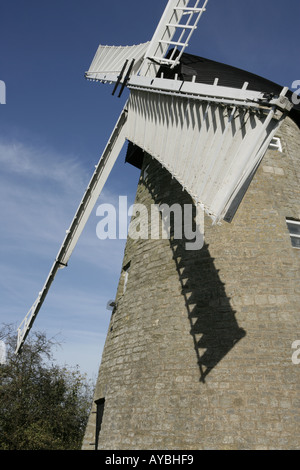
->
xmin=0 ymin=324 xmax=93 ymax=450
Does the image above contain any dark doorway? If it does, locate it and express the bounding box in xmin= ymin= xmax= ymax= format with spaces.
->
xmin=94 ymin=398 xmax=105 ymax=450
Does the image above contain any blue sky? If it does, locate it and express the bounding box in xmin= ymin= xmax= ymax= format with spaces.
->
xmin=0 ymin=0 xmax=299 ymax=380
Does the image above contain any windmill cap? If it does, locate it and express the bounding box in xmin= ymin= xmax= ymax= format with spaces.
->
xmin=158 ymin=50 xmax=300 ymax=127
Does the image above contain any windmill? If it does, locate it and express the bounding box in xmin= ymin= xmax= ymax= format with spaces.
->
xmin=15 ymin=0 xmax=294 ymax=355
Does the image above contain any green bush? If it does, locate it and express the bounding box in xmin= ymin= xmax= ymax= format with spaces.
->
xmin=0 ymin=324 xmax=93 ymax=450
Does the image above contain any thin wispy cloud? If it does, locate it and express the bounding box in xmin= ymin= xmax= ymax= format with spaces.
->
xmin=0 ymin=137 xmax=125 ymax=256
xmin=0 ymin=140 xmax=88 ymax=191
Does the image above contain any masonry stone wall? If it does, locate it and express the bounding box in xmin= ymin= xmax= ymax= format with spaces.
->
xmin=82 ymin=116 xmax=300 ymax=450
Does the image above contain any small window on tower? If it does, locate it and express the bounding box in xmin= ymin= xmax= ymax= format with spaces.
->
xmin=269 ymin=137 xmax=282 ymax=152
xmin=122 ymin=261 xmax=131 ymax=294
xmin=286 ymin=218 xmax=300 ymax=249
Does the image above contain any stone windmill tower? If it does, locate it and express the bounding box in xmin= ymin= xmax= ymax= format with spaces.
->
xmin=16 ymin=1 xmax=299 ymax=450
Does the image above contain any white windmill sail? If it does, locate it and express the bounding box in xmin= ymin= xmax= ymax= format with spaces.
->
xmin=125 ymin=80 xmax=292 ymax=223
xmin=139 ymin=0 xmax=209 ymax=77
xmin=85 ymin=42 xmax=150 ymax=84
xmin=15 ymin=109 xmax=128 ymax=354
